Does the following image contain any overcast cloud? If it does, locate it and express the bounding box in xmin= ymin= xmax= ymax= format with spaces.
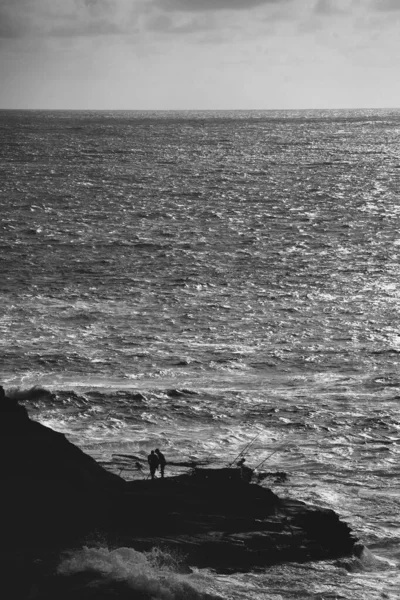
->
xmin=0 ymin=0 xmax=294 ymax=39
xmin=153 ymin=0 xmax=289 ymax=12
xmin=0 ymin=0 xmax=399 ymax=109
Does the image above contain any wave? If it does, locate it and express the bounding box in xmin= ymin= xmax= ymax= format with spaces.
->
xmin=54 ymin=546 xmax=221 ymax=600
xmin=4 ymin=385 xmax=53 ymax=401
xmin=336 ymin=544 xmax=395 ymax=573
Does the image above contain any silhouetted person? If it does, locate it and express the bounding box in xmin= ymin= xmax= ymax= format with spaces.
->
xmin=147 ymin=450 xmax=159 ymax=479
xmin=155 ymin=448 xmax=166 ymax=478
xmin=237 ymin=457 xmax=253 ymax=483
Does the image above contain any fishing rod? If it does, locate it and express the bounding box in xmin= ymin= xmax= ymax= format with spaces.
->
xmin=255 ymin=446 xmax=283 ymax=470
xmin=228 ymin=432 xmax=261 ymax=467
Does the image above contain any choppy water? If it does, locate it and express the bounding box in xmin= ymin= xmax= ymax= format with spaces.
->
xmin=1 ymin=109 xmax=400 ymax=599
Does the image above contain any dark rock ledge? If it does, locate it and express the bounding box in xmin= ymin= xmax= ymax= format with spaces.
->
xmin=0 ymin=397 xmax=361 ymax=595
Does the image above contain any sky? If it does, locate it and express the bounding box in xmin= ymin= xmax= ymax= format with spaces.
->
xmin=0 ymin=0 xmax=399 ymax=110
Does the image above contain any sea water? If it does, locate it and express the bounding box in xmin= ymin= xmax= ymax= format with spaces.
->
xmin=1 ymin=109 xmax=400 ymax=599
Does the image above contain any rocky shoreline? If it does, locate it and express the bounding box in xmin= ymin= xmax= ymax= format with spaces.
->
xmin=1 ymin=394 xmax=361 ymax=596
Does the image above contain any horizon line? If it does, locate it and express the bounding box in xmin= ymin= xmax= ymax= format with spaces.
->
xmin=1 ymin=106 xmax=399 ymax=112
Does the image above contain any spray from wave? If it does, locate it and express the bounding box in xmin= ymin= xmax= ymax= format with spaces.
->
xmin=4 ymin=385 xmax=53 ymax=402
xmin=50 ymin=546 xmax=222 ymax=600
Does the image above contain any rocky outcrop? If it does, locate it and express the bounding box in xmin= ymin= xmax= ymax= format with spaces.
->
xmin=0 ymin=390 xmax=124 ymax=549
xmin=0 ymin=393 xmax=359 ymax=575
xmin=112 ymin=470 xmax=357 ymax=572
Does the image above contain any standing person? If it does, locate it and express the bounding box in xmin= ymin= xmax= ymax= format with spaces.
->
xmin=147 ymin=450 xmax=159 ymax=480
xmin=155 ymin=448 xmax=166 ymax=478
xmin=237 ymin=457 xmax=253 ymax=483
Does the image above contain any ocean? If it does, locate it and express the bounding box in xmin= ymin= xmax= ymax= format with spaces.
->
xmin=1 ymin=108 xmax=400 ymax=599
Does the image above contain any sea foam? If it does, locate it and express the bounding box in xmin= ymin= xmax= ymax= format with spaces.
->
xmin=56 ymin=546 xmax=221 ymax=600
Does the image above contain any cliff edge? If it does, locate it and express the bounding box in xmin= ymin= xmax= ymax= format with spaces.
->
xmin=0 ymin=392 xmax=359 ymax=576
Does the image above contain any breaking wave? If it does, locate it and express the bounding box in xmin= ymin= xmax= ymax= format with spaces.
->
xmin=4 ymin=385 xmax=53 ymax=401
xmin=55 ymin=546 xmax=221 ymax=600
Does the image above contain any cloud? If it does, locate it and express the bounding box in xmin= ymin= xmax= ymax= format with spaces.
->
xmin=155 ymin=0 xmax=288 ymax=11
xmin=314 ymin=0 xmax=348 ymax=15
xmin=0 ymin=0 xmax=145 ymax=39
xmin=82 ymin=0 xmax=114 ymax=11
xmin=145 ymin=12 xmax=215 ymax=35
xmin=0 ymin=0 xmax=30 ymax=38
xmin=0 ymin=0 xmax=295 ymax=42
xmin=143 ymin=0 xmax=295 ymax=38
xmin=315 ymin=0 xmax=400 ymax=18
xmin=373 ymin=0 xmax=400 ymax=11
xmin=313 ymin=0 xmax=365 ymax=16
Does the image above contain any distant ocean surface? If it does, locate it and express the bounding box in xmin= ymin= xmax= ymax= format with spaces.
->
xmin=1 ymin=109 xmax=400 ymax=599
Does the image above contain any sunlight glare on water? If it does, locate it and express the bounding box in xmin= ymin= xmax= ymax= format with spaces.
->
xmin=1 ymin=109 xmax=400 ymax=599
